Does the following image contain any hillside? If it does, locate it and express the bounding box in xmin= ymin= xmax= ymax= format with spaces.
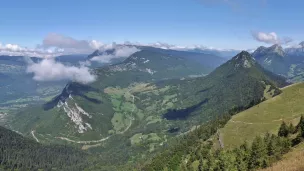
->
xmin=0 ymin=125 xmax=89 ymax=170
xmin=144 ymin=83 xmax=304 ymax=171
xmin=260 ymin=142 xmax=304 ymax=171
xmin=8 ymin=51 xmax=287 ymax=168
xmin=218 ymin=83 xmax=304 ymax=149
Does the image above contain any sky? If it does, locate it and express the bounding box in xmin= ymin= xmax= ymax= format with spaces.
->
xmin=1 ymin=0 xmax=304 ymax=56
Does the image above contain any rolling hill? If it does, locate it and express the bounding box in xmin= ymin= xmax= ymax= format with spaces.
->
xmin=8 ymin=51 xmax=287 ymax=168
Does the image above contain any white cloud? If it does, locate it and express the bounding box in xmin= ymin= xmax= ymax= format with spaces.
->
xmin=0 ymin=33 xmax=241 ymax=58
xmin=115 ymin=46 xmax=140 ymax=56
xmin=251 ymin=31 xmax=292 ymax=45
xmin=89 ymin=40 xmax=103 ymax=50
xmin=41 ymin=33 xmax=103 ymax=53
xmin=252 ymin=32 xmax=279 ymax=44
xmin=90 ymin=46 xmax=140 ymax=63
xmin=26 ymin=59 xmax=96 ymax=84
xmin=4 ymin=44 xmax=22 ymax=51
xmin=0 ymin=33 xmax=105 ymax=57
xmin=0 ymin=41 xmax=64 ymax=58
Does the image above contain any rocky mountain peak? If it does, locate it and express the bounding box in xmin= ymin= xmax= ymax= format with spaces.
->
xmin=232 ymin=51 xmax=256 ymax=68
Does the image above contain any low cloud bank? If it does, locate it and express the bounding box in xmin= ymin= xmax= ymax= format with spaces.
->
xmin=0 ymin=42 xmax=64 ymax=58
xmin=1 ymin=33 xmax=241 ymax=58
xmin=26 ymin=59 xmax=96 ymax=84
xmin=90 ymin=46 xmax=140 ymax=63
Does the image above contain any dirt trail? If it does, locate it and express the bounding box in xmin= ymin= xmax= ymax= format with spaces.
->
xmin=230 ymin=114 xmax=302 ymax=125
xmin=55 ymin=136 xmax=111 ymax=144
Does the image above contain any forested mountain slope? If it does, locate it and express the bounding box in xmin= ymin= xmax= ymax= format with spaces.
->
xmin=0 ymin=125 xmax=89 ymax=170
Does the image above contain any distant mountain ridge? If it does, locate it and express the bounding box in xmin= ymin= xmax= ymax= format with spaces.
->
xmin=0 ymin=46 xmax=227 ymax=113
xmin=285 ymin=41 xmax=304 ymax=56
xmin=252 ymin=43 xmax=304 ymax=82
xmin=87 ymin=45 xmax=227 ymax=68
xmin=252 ymin=44 xmax=288 ymax=75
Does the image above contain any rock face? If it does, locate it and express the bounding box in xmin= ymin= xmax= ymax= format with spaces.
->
xmin=57 ymin=97 xmax=92 ymax=134
xmin=251 ymin=43 xmax=304 ymax=82
xmin=233 ymin=51 xmax=256 ymax=69
xmin=252 ymin=44 xmax=288 ymax=75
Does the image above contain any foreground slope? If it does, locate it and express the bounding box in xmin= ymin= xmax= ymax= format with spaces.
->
xmin=260 ymin=142 xmax=304 ymax=171
xmin=9 ymin=51 xmax=286 ymax=166
xmin=220 ymin=83 xmax=304 ymax=149
xmin=0 ymin=125 xmax=89 ymax=170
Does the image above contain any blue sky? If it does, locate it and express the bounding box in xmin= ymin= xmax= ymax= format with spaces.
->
xmin=0 ymin=0 xmax=304 ymax=51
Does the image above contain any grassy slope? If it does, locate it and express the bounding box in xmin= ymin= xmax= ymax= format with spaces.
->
xmin=219 ymin=82 xmax=304 ymax=149
xmin=260 ymin=142 xmax=304 ymax=171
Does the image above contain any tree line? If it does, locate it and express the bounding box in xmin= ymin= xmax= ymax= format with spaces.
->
xmin=143 ymin=115 xmax=304 ymax=171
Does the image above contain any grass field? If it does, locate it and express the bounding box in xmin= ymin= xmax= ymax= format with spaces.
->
xmin=219 ymin=82 xmax=304 ymax=148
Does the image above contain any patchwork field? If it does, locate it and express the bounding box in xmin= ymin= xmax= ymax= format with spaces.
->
xmin=219 ymin=83 xmax=304 ymax=148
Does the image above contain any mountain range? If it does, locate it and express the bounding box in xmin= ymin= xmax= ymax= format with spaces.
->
xmin=6 ymin=51 xmax=288 ymax=169
xmin=1 ymin=43 xmax=304 ymax=170
xmin=0 ymin=46 xmax=226 ymax=113
xmin=252 ymin=43 xmax=304 ymax=82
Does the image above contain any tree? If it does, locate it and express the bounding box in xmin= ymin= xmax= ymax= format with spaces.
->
xmin=296 ymin=115 xmax=304 ymax=130
xmin=297 ymin=115 xmax=304 ymax=137
xmin=266 ymin=135 xmax=280 ymax=161
xmin=218 ymin=150 xmax=238 ymax=171
xmin=278 ymin=122 xmax=289 ymax=137
xmin=292 ymin=134 xmax=302 ymax=146
xmin=198 ymin=159 xmax=204 ymax=171
xmin=249 ymin=136 xmax=269 ymax=169
xmin=234 ymin=147 xmax=249 ymax=171
xmin=279 ymin=137 xmax=291 ymax=154
xmin=180 ymin=161 xmax=188 ymax=171
xmin=288 ymin=123 xmax=296 ymax=134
